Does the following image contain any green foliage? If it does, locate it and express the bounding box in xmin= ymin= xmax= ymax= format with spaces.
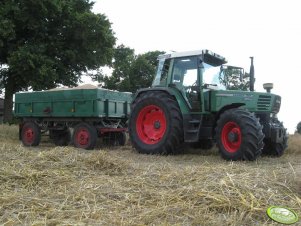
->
xmin=297 ymin=122 xmax=301 ymax=134
xmin=220 ymin=68 xmax=250 ymax=91
xmin=99 ymin=45 xmax=164 ymax=93
xmin=0 ymin=0 xmax=116 ymax=121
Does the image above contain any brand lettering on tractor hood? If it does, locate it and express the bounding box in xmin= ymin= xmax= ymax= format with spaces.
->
xmin=216 ymin=93 xmax=254 ymax=98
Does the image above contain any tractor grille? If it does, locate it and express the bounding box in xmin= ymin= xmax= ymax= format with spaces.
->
xmin=257 ymin=95 xmax=272 ymax=111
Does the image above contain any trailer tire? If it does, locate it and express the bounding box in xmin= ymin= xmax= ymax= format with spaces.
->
xmin=129 ymin=91 xmax=184 ymax=155
xmin=21 ymin=122 xmax=41 ymax=147
xmin=117 ymin=132 xmax=127 ymax=146
xmin=216 ymin=108 xmax=264 ymax=161
xmin=51 ymin=129 xmax=71 ymax=146
xmin=103 ymin=132 xmax=127 ymax=146
xmin=73 ymin=123 xmax=97 ymax=150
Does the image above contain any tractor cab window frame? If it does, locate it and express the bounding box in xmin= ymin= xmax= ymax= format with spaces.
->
xmin=152 ymin=58 xmax=171 ymax=87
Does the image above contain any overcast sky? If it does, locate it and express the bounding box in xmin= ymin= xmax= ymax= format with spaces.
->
xmin=93 ymin=0 xmax=301 ymax=133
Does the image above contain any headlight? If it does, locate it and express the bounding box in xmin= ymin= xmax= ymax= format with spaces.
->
xmin=272 ymin=96 xmax=281 ymax=113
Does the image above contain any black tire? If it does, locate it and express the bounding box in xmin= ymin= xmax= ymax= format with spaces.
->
xmin=191 ymin=139 xmax=215 ymax=150
xmin=215 ymin=108 xmax=264 ymax=161
xmin=21 ymin=121 xmax=41 ymax=146
xmin=72 ymin=123 xmax=97 ymax=150
xmin=262 ymin=140 xmax=287 ymax=157
xmin=129 ymin=91 xmax=184 ymax=155
xmin=117 ymin=132 xmax=127 ymax=146
xmin=103 ymin=132 xmax=127 ymax=146
xmin=262 ymin=121 xmax=288 ymax=157
xmin=51 ymin=129 xmax=71 ymax=146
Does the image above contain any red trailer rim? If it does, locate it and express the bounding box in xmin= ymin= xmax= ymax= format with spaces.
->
xmin=76 ymin=129 xmax=90 ymax=146
xmin=221 ymin=121 xmax=242 ymax=153
xmin=136 ymin=105 xmax=167 ymax=144
xmin=24 ymin=128 xmax=34 ymax=145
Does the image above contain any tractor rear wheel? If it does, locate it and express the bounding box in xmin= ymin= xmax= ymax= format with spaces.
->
xmin=129 ymin=92 xmax=184 ymax=155
xmin=73 ymin=123 xmax=97 ymax=150
xmin=216 ymin=108 xmax=264 ymax=161
xmin=21 ymin=122 xmax=41 ymax=146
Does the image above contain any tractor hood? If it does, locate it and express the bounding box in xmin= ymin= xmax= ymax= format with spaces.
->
xmin=208 ymin=90 xmax=281 ymax=114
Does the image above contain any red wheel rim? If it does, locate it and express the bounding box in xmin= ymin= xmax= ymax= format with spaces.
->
xmin=76 ymin=129 xmax=90 ymax=146
xmin=24 ymin=128 xmax=34 ymax=145
xmin=221 ymin=121 xmax=242 ymax=153
xmin=136 ymin=105 xmax=167 ymax=144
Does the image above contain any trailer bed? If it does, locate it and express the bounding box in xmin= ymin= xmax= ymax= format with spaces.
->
xmin=14 ymin=86 xmax=132 ymax=118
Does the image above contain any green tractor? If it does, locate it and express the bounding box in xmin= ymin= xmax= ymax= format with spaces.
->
xmin=129 ymin=50 xmax=287 ymax=160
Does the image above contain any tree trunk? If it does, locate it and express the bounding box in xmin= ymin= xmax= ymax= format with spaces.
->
xmin=3 ymin=90 xmax=13 ymax=123
xmin=3 ymin=79 xmax=15 ymax=123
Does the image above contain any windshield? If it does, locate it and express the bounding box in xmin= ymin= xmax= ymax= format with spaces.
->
xmin=202 ymin=63 xmax=226 ymax=90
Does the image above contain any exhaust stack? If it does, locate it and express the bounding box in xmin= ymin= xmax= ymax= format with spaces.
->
xmin=249 ymin=57 xmax=255 ymax=91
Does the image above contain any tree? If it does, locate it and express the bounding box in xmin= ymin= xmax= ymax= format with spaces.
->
xmin=297 ymin=122 xmax=301 ymax=134
xmin=100 ymin=45 xmax=163 ymax=93
xmin=99 ymin=44 xmax=135 ymax=91
xmin=0 ymin=0 xmax=116 ymax=122
xmin=219 ymin=68 xmax=250 ymax=91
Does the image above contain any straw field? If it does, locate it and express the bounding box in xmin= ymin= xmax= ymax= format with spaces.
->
xmin=0 ymin=124 xmax=300 ymax=225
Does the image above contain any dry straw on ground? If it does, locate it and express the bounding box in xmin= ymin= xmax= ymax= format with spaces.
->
xmin=0 ymin=124 xmax=300 ymax=225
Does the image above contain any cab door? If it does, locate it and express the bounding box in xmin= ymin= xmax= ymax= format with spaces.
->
xmin=171 ymin=56 xmax=202 ymax=111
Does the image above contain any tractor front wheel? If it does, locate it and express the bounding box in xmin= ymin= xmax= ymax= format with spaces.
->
xmin=216 ymin=108 xmax=264 ymax=161
xmin=129 ymin=92 xmax=184 ymax=155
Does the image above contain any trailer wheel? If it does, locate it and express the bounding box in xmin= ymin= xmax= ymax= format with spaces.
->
xmin=116 ymin=132 xmax=127 ymax=146
xmin=51 ymin=129 xmax=71 ymax=146
xmin=21 ymin=122 xmax=41 ymax=146
xmin=129 ymin=91 xmax=184 ymax=155
xmin=216 ymin=108 xmax=264 ymax=161
xmin=103 ymin=132 xmax=127 ymax=146
xmin=73 ymin=123 xmax=97 ymax=150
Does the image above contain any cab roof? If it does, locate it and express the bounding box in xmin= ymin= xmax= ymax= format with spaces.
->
xmin=158 ymin=49 xmax=227 ymax=66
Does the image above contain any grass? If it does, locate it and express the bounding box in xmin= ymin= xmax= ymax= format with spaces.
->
xmin=0 ymin=124 xmax=300 ymax=225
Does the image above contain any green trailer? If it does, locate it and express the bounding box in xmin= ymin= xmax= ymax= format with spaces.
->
xmin=14 ymin=85 xmax=132 ymax=149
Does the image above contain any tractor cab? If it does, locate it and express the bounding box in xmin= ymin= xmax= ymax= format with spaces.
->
xmin=152 ymin=49 xmax=228 ymax=111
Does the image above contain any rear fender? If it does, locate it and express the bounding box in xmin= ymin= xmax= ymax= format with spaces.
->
xmin=133 ymin=87 xmax=190 ymax=115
